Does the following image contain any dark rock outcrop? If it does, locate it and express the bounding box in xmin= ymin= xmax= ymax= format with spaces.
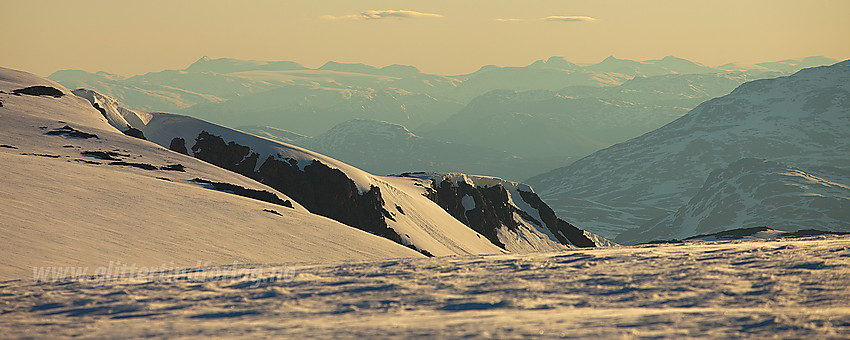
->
xmin=422 ymin=179 xmax=514 ymax=249
xmin=191 ymin=178 xmax=293 ymax=208
xmin=81 ymin=151 xmax=125 ymax=161
xmin=516 ymin=190 xmax=596 ymax=247
xmin=169 ymin=138 xmax=189 ymax=155
xmin=46 ymin=125 xmax=99 ymax=139
xmin=189 ymin=131 xmax=402 ymax=244
xmin=92 ymin=102 xmax=107 ymax=118
xmin=264 ymin=209 xmax=283 ymax=216
xmin=108 ymin=161 xmax=157 ymax=170
xmin=12 ymin=86 xmax=64 ymax=98
xmin=22 ymin=153 xmax=61 ymax=158
xmin=401 ymin=173 xmax=597 ymax=249
xmin=123 ymin=127 xmax=146 ymax=140
xmin=159 ymin=164 xmax=185 ymax=172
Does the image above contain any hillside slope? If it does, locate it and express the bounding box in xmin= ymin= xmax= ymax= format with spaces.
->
xmin=528 ymin=60 xmax=850 ymax=240
xmin=620 ymin=158 xmax=850 ymax=243
xmin=0 ymin=67 xmax=423 ymax=279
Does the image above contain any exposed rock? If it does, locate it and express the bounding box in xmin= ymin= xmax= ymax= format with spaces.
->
xmin=92 ymin=102 xmax=107 ymax=118
xmin=21 ymin=153 xmax=61 ymax=158
xmin=123 ymin=127 xmax=146 ymax=140
xmin=108 ymin=161 xmax=157 ymax=170
xmin=74 ymin=159 xmax=101 ymax=165
xmin=159 ymin=164 xmax=185 ymax=172
xmin=81 ymin=151 xmax=124 ymax=161
xmin=191 ymin=178 xmax=293 ymax=208
xmin=46 ymin=125 xmax=99 ymax=139
xmin=12 ymin=86 xmax=64 ymax=98
xmin=263 ymin=209 xmax=283 ymax=216
xmin=422 ymin=179 xmax=512 ymax=249
xmin=190 ymin=131 xmax=401 ymax=243
xmin=169 ymin=137 xmax=189 ymax=155
xmin=417 ymin=177 xmax=598 ymax=249
xmin=516 ymin=190 xmax=597 ymax=247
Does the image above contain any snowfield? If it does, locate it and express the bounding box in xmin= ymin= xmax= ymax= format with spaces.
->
xmin=1 ymin=235 xmax=848 ymax=338
xmin=0 ymin=67 xmax=423 ymax=280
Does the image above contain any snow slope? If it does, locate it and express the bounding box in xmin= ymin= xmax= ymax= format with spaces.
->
xmin=72 ymin=87 xmax=504 ymax=257
xmin=2 ymin=235 xmax=848 ymax=338
xmin=621 ymin=158 xmax=850 ymax=243
xmin=0 ymin=67 xmax=423 ymax=280
xmin=528 ymin=60 xmax=850 ymax=240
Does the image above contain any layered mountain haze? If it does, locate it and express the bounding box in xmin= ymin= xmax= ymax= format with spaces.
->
xmin=421 ymin=71 xmax=774 ymax=177
xmin=528 ymin=60 xmax=850 ymax=242
xmin=179 ymin=83 xmax=461 ymax=136
xmin=280 ymin=119 xmax=545 ymax=179
xmin=50 ymin=56 xmax=835 ymax=181
xmin=584 ymin=56 xmax=719 ymax=77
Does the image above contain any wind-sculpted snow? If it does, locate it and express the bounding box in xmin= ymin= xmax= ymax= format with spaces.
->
xmin=2 ymin=236 xmax=849 ymax=338
xmin=529 ymin=60 xmax=850 ymax=240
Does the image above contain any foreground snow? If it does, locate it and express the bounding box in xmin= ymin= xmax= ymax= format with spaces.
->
xmin=2 ymin=236 xmax=848 ymax=338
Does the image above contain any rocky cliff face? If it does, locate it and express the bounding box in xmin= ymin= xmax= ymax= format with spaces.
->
xmin=400 ymin=173 xmax=605 ymax=250
xmin=186 ymin=131 xmax=403 ymax=245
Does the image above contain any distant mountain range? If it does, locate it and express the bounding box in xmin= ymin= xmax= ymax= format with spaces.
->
xmin=49 ymin=56 xmax=835 ymax=181
xmin=528 ymin=60 xmax=850 ymax=242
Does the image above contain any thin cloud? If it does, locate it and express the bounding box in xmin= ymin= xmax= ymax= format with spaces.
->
xmin=495 ymin=18 xmax=524 ymax=22
xmin=543 ymin=15 xmax=597 ymax=22
xmin=321 ymin=10 xmax=444 ymax=20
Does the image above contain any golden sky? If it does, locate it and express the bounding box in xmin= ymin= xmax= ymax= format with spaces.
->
xmin=3 ymin=0 xmax=849 ymax=76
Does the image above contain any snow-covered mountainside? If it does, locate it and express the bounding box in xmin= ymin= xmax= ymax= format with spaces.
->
xmin=621 ymin=159 xmax=850 ymax=243
xmin=528 ymin=60 xmax=850 ymax=241
xmin=396 ymin=173 xmax=615 ymax=252
xmin=294 ymin=119 xmax=538 ymax=179
xmin=72 ymin=89 xmax=502 ymax=257
xmin=72 ymin=85 xmax=612 ymax=256
xmin=0 ymin=67 xmax=423 ymax=279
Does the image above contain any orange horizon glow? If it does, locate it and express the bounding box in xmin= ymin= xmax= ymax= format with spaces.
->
xmin=2 ymin=0 xmax=848 ymax=77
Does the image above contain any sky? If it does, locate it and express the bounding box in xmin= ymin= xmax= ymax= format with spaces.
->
xmin=3 ymin=0 xmax=849 ymax=77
